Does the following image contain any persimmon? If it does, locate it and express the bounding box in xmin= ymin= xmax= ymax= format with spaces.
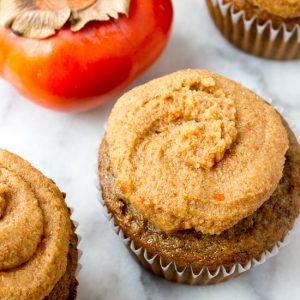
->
xmin=0 ymin=0 xmax=173 ymax=112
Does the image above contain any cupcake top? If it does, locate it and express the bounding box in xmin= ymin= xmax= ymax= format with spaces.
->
xmin=247 ymin=0 xmax=300 ymax=18
xmin=0 ymin=150 xmax=71 ymax=300
xmin=106 ymin=69 xmax=288 ymax=235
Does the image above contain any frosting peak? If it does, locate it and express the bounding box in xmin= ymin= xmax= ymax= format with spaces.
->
xmin=164 ymin=89 xmax=237 ymax=170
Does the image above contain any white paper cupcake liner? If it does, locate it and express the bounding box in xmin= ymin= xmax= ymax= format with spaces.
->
xmin=99 ymin=198 xmax=300 ymax=285
xmin=98 ymin=87 xmax=300 ymax=285
xmin=69 ymin=206 xmax=82 ymax=282
xmin=206 ymin=0 xmax=300 ymax=60
xmin=98 ymin=164 xmax=300 ymax=284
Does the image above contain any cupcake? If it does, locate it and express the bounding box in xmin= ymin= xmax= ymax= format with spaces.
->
xmin=0 ymin=150 xmax=78 ymax=299
xmin=98 ymin=69 xmax=300 ymax=284
xmin=206 ymin=0 xmax=300 ymax=60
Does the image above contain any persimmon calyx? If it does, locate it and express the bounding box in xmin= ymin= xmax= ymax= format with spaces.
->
xmin=0 ymin=0 xmax=131 ymax=39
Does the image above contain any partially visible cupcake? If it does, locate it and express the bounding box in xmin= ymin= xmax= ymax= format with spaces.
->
xmin=206 ymin=0 xmax=300 ymax=60
xmin=0 ymin=150 xmax=78 ymax=299
xmin=99 ymin=69 xmax=300 ymax=284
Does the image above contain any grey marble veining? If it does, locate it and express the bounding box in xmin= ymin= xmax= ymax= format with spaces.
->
xmin=0 ymin=1 xmax=300 ymax=299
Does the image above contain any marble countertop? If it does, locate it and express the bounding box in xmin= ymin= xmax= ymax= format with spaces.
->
xmin=1 ymin=0 xmax=300 ymax=299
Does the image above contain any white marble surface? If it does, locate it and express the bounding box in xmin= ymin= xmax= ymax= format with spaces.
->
xmin=0 ymin=1 xmax=300 ymax=299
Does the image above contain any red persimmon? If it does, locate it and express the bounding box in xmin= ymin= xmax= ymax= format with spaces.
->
xmin=0 ymin=0 xmax=173 ymax=112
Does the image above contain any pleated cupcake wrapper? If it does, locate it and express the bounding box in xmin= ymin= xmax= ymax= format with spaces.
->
xmin=206 ymin=0 xmax=300 ymax=60
xmin=97 ymin=176 xmax=300 ymax=284
xmin=99 ymin=196 xmax=300 ymax=285
xmin=69 ymin=207 xmax=83 ymax=277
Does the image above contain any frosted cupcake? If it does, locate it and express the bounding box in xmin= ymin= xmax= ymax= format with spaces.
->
xmin=99 ymin=69 xmax=300 ymax=284
xmin=206 ymin=0 xmax=300 ymax=60
xmin=0 ymin=150 xmax=78 ymax=299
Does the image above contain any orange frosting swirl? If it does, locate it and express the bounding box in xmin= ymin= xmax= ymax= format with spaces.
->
xmin=106 ymin=70 xmax=289 ymax=235
xmin=0 ymin=150 xmax=71 ymax=300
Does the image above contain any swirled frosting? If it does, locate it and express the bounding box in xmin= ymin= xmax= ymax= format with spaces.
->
xmin=247 ymin=0 xmax=300 ymax=18
xmin=106 ymin=69 xmax=289 ymax=235
xmin=0 ymin=150 xmax=71 ymax=300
